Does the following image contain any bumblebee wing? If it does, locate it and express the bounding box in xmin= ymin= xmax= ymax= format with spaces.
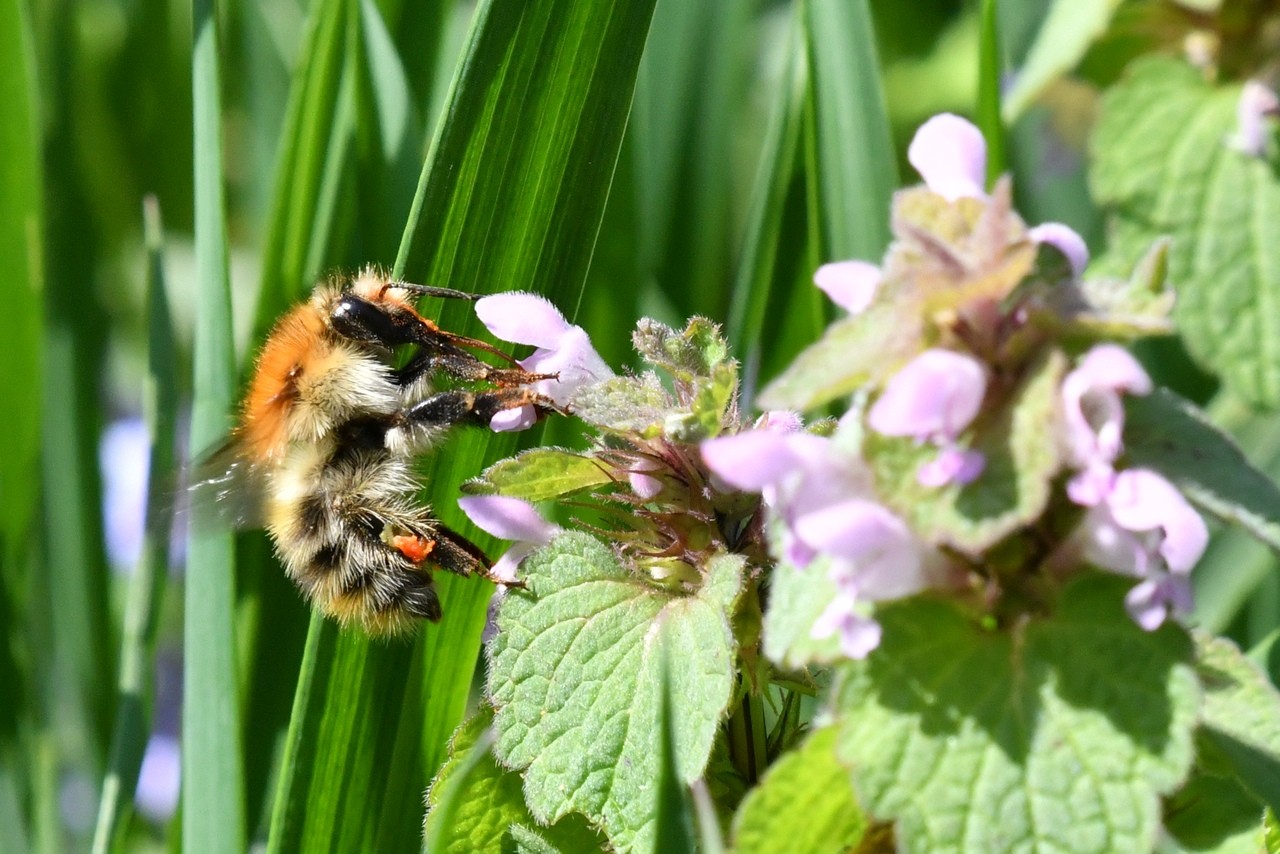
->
xmin=183 ymin=438 xmax=269 ymax=531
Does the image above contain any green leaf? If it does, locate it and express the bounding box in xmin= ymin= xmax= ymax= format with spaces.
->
xmin=1002 ymin=0 xmax=1123 ymax=121
xmin=488 ymin=534 xmax=742 ymax=852
xmin=633 ymin=317 xmax=730 ymax=381
xmin=467 ymin=448 xmax=613 ymax=502
xmin=835 ymin=573 xmax=1199 ymax=854
xmin=762 ymin=549 xmax=844 ymax=670
xmin=755 ymin=301 xmax=921 ymax=412
xmin=1124 ymin=389 xmax=1280 ymax=551
xmin=424 ymin=708 xmax=604 ymax=852
xmin=185 ymin=0 xmax=246 ymax=849
xmin=572 ymin=373 xmax=671 ymax=438
xmin=1163 ymin=768 xmax=1268 ymax=853
xmin=866 ymin=350 xmax=1065 ymax=554
xmin=731 ymin=727 xmax=866 ymax=853
xmin=1195 ymin=633 xmax=1280 ymax=812
xmin=1091 ymin=56 xmax=1280 ymax=409
xmin=1061 ymin=239 xmax=1175 ymax=338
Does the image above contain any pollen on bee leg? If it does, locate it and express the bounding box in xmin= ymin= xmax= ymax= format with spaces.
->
xmin=385 ymin=530 xmax=436 ymax=564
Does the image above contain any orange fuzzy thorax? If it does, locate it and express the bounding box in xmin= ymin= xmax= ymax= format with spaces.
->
xmin=240 ymin=303 xmax=330 ymax=464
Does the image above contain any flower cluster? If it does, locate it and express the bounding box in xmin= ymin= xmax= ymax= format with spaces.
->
xmin=699 ymin=114 xmax=1208 ymax=658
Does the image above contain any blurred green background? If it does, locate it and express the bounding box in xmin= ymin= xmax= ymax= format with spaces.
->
xmin=2 ymin=0 xmax=1276 ymax=851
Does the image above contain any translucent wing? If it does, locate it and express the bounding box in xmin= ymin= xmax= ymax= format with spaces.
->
xmin=183 ymin=437 xmax=269 ymax=532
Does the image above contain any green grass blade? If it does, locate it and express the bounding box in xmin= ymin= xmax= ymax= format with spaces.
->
xmin=0 ymin=1 xmax=42 ymax=845
xmin=184 ymin=0 xmax=245 ymax=849
xmin=727 ymin=10 xmax=806 ymax=362
xmin=805 ymin=0 xmax=897 ymax=262
xmin=253 ymin=0 xmax=348 ymax=326
xmin=977 ymin=0 xmax=1006 ymax=182
xmin=0 ymin=0 xmax=43 ymax=577
xmin=267 ymin=1 xmax=660 ymax=849
xmin=91 ymin=198 xmax=178 ymax=854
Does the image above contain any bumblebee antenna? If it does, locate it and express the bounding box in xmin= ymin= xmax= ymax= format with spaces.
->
xmin=385 ymin=282 xmax=481 ymax=302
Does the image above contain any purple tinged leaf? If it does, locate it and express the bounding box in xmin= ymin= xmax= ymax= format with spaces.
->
xmin=907 ymin=113 xmax=987 ymax=201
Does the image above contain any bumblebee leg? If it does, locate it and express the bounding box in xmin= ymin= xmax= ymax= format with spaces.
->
xmin=393 ymin=344 xmax=553 ymax=389
xmin=400 ymin=387 xmax=554 ymax=429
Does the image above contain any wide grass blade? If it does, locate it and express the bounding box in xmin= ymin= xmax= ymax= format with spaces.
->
xmin=805 ymin=0 xmax=896 ymax=263
xmin=91 ymin=198 xmax=178 ymax=853
xmin=977 ymin=0 xmax=1006 ymax=182
xmin=727 ymin=10 xmax=806 ymax=378
xmin=183 ymin=0 xmax=245 ymax=849
xmin=266 ymin=0 xmax=659 ymax=849
xmin=0 ymin=0 xmax=42 ymax=847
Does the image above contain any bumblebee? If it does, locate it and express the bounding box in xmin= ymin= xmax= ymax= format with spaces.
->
xmin=197 ymin=269 xmax=552 ymax=634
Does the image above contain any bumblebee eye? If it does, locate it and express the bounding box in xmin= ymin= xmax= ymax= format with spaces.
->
xmin=331 ymin=295 xmax=400 ymax=345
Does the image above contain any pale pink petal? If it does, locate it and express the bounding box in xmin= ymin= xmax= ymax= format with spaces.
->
xmin=907 ymin=113 xmax=988 ymax=201
xmin=520 ymin=326 xmax=613 ymax=406
xmin=1229 ymin=80 xmax=1278 ymax=157
xmin=1125 ymin=573 xmax=1194 ymax=631
xmin=755 ymin=410 xmax=803 ymax=433
xmin=457 ymin=495 xmax=561 ymax=544
xmin=490 ymin=542 xmax=536 ymax=585
xmin=701 ymin=431 xmax=835 ymax=492
xmin=1076 ymin=505 xmax=1153 ymax=578
xmin=135 ymin=734 xmax=181 ymax=823
xmin=628 ymin=459 xmax=663 ymax=500
xmin=1066 ymin=463 xmax=1115 ymax=507
xmin=475 ymin=292 xmax=574 ymax=348
xmin=1029 ymin=222 xmax=1089 ymax=277
xmin=1106 ymin=469 xmax=1207 ymax=572
xmin=917 ymin=447 xmax=986 ymax=487
xmin=868 ymin=349 xmax=987 ymax=441
xmin=1061 ymin=344 xmax=1151 ymax=470
xmin=811 ymin=594 xmax=882 ymax=659
xmin=790 ymin=500 xmax=913 ymax=564
xmin=814 ymin=260 xmax=882 ymax=314
xmin=490 ymin=405 xmax=537 ymax=432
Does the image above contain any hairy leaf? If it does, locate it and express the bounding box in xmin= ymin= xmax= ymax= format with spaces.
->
xmin=488 ymin=534 xmax=742 ymax=852
xmin=466 ymin=448 xmax=614 ymax=502
xmin=835 ymin=573 xmax=1199 ymax=854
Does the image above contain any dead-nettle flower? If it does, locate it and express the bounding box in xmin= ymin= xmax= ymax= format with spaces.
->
xmin=1229 ymin=80 xmax=1279 ymax=158
xmin=813 ymin=260 xmax=881 ymax=315
xmin=867 ymin=348 xmax=988 ymax=487
xmin=701 ymin=420 xmax=938 ymax=658
xmin=1058 ymin=345 xmax=1208 ymax=628
xmin=474 ymin=292 xmax=614 ymax=431
xmin=457 ymin=494 xmax=561 ymax=583
xmin=907 ymin=112 xmax=1090 ymax=276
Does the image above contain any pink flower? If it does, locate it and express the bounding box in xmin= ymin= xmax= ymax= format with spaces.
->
xmin=457 ymin=495 xmax=561 ymax=583
xmin=868 ymin=349 xmax=988 ymax=486
xmin=475 ymin=292 xmax=614 ymax=431
xmin=1060 ymin=344 xmax=1152 ymax=506
xmin=814 ymin=260 xmax=881 ymax=315
xmin=702 ymin=424 xmax=940 ymax=658
xmin=1028 ymin=222 xmax=1090 ymax=277
xmin=908 ymin=113 xmax=988 ymax=201
xmin=1229 ymin=80 xmax=1278 ymax=158
xmin=908 ymin=113 xmax=1089 ymax=275
xmin=1071 ymin=468 xmax=1207 ymax=630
